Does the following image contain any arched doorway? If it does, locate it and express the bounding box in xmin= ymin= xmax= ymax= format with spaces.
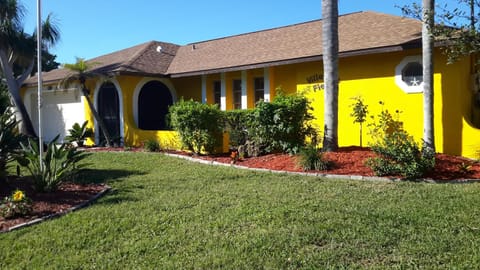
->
xmin=137 ymin=81 xmax=173 ymax=130
xmin=97 ymin=82 xmax=121 ymax=146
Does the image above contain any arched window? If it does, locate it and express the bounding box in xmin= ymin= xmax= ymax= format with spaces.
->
xmin=138 ymin=81 xmax=173 ymax=130
xmin=97 ymin=82 xmax=120 ymax=145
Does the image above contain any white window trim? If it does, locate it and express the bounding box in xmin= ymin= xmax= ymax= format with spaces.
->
xmin=395 ymin=55 xmax=424 ymax=94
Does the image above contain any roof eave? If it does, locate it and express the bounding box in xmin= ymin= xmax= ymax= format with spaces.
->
xmin=169 ymin=42 xmax=422 ymax=78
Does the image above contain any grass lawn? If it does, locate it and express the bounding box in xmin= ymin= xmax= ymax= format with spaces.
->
xmin=1 ymin=152 xmax=480 ymax=269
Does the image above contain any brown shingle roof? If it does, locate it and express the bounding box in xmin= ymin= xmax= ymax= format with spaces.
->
xmin=24 ymin=11 xmax=422 ymax=85
xmin=24 ymin=41 xmax=179 ymax=85
xmin=167 ymin=11 xmax=422 ymax=76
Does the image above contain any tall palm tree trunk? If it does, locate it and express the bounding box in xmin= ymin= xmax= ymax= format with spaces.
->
xmin=322 ymin=0 xmax=339 ymax=152
xmin=422 ymin=0 xmax=435 ymax=153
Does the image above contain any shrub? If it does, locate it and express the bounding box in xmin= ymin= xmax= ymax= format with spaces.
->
xmin=16 ymin=136 xmax=87 ymax=192
xmin=65 ymin=121 xmax=93 ymax=147
xmin=224 ymin=109 xmax=252 ymax=149
xmin=248 ymin=93 xmax=315 ymax=155
xmin=0 ymin=109 xmax=24 ymax=181
xmin=366 ymin=106 xmax=435 ymax=179
xmin=169 ymin=99 xmax=224 ymax=154
xmin=0 ymin=190 xmax=32 ymax=219
xmin=143 ymin=139 xmax=161 ymax=152
xmin=297 ymin=144 xmax=332 ymax=171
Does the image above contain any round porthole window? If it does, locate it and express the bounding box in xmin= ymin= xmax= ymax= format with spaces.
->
xmin=395 ymin=56 xmax=424 ymax=93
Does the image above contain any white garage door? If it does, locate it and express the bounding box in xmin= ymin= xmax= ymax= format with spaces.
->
xmin=27 ymin=89 xmax=85 ymax=143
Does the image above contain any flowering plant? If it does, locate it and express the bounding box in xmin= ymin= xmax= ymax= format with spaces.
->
xmin=0 ymin=190 xmax=32 ymax=219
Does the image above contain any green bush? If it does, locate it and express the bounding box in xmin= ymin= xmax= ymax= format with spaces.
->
xmin=169 ymin=99 xmax=224 ymax=154
xmin=248 ymin=93 xmax=315 ymax=155
xmin=65 ymin=121 xmax=93 ymax=147
xmin=17 ymin=135 xmax=87 ymax=192
xmin=0 ymin=109 xmax=24 ymax=181
xmin=297 ymin=144 xmax=332 ymax=171
xmin=143 ymin=139 xmax=161 ymax=152
xmin=366 ymin=106 xmax=435 ymax=179
xmin=224 ymin=109 xmax=252 ymax=148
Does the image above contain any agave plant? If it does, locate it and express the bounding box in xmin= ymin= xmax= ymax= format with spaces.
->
xmin=65 ymin=121 xmax=93 ymax=147
xmin=16 ymin=135 xmax=87 ymax=192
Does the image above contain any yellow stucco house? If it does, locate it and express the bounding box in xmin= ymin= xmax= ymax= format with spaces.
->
xmin=22 ymin=11 xmax=480 ymax=158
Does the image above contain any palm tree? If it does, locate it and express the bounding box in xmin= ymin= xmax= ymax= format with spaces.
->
xmin=60 ymin=58 xmax=112 ymax=147
xmin=0 ymin=0 xmax=59 ymax=137
xmin=422 ymin=0 xmax=435 ymax=154
xmin=322 ymin=0 xmax=339 ymax=152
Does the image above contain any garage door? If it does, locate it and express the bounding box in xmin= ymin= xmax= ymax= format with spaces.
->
xmin=27 ymin=89 xmax=86 ymax=143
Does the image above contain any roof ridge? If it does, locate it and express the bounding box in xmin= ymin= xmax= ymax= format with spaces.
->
xmin=186 ymin=11 xmax=370 ymax=46
xmin=122 ymin=40 xmax=158 ymax=69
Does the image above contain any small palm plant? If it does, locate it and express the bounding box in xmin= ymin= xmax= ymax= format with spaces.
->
xmin=60 ymin=58 xmax=112 ymax=146
xmin=65 ymin=121 xmax=93 ymax=147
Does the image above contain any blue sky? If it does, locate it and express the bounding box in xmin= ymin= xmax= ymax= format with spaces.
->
xmin=20 ymin=0 xmax=450 ymax=64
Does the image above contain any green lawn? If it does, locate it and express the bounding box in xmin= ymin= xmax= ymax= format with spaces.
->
xmin=1 ymin=152 xmax=480 ymax=269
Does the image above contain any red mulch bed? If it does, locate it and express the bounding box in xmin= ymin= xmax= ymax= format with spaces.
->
xmin=0 ymin=177 xmax=107 ymax=232
xmin=2 ymin=146 xmax=478 ymax=232
xmin=188 ymin=146 xmax=480 ymax=181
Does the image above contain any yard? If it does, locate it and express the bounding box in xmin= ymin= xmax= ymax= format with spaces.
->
xmin=1 ymin=151 xmax=480 ymax=269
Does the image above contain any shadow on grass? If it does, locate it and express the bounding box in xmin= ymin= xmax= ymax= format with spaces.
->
xmin=74 ymin=168 xmax=147 ymax=205
xmin=73 ymin=167 xmax=145 ymax=184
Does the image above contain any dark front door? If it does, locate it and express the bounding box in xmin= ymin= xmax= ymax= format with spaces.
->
xmin=97 ymin=82 xmax=120 ymax=146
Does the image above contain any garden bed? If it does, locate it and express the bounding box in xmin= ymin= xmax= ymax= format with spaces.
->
xmin=0 ymin=177 xmax=108 ymax=232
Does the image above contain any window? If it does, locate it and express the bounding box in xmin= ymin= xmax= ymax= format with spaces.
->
xmin=137 ymin=81 xmax=173 ymax=130
xmin=213 ymin=80 xmax=221 ymax=105
xmin=233 ymin=79 xmax=242 ymax=109
xmin=395 ymin=55 xmax=423 ymax=93
xmin=402 ymin=62 xmax=423 ymax=86
xmin=254 ymin=77 xmax=264 ymax=104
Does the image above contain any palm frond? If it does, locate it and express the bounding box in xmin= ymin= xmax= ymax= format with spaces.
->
xmin=41 ymin=13 xmax=60 ymax=48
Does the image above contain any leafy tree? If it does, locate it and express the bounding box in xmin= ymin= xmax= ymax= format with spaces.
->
xmin=322 ymin=0 xmax=339 ymax=152
xmin=60 ymin=58 xmax=112 ymax=147
xmin=0 ymin=0 xmax=60 ymax=137
xmin=349 ymin=96 xmax=368 ymax=147
xmin=401 ymin=0 xmax=480 ymax=64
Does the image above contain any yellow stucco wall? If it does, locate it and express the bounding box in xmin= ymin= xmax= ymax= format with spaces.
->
xmin=293 ymin=50 xmax=480 ymax=158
